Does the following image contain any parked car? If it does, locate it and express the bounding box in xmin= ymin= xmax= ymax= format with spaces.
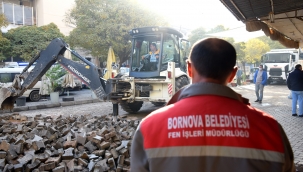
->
xmin=0 ymin=67 xmax=43 ymax=101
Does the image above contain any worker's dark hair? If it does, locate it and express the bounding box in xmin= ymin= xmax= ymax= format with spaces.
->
xmin=189 ymin=38 xmax=236 ymax=81
xmin=151 ymin=43 xmax=157 ymax=50
xmin=295 ymin=64 xmax=302 ymax=69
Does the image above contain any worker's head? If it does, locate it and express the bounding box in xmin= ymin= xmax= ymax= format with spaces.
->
xmin=259 ymin=65 xmax=263 ymax=70
xmin=187 ymin=38 xmax=237 ymax=84
xmin=150 ymin=43 xmax=157 ymax=51
xmin=295 ymin=64 xmax=302 ymax=70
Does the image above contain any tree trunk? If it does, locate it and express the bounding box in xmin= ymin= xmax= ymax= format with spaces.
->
xmin=241 ymin=61 xmax=247 ymax=80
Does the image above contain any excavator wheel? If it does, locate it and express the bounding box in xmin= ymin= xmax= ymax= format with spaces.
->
xmin=120 ymin=101 xmax=143 ymax=113
xmin=176 ymin=76 xmax=190 ymax=92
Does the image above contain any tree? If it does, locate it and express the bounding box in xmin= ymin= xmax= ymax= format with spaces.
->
xmin=188 ymin=25 xmax=229 ymax=47
xmin=233 ymin=42 xmax=247 ymax=76
xmin=207 ymin=25 xmax=228 ymax=34
xmin=243 ymin=38 xmax=270 ymax=65
xmin=0 ymin=14 xmax=10 ymax=61
xmin=257 ymin=36 xmax=286 ymax=49
xmin=187 ymin=27 xmax=207 ymax=46
xmin=66 ymin=0 xmax=168 ymax=66
xmin=3 ymin=23 xmax=65 ymax=61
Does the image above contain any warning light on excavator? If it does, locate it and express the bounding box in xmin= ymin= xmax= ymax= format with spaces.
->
xmin=167 ymin=71 xmax=172 ymax=79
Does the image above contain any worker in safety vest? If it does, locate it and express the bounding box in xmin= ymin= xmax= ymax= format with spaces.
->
xmin=131 ymin=38 xmax=295 ymax=172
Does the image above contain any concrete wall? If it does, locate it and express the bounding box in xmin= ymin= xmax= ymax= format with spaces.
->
xmin=35 ymin=0 xmax=75 ymax=36
xmin=1 ymin=0 xmax=75 ymax=36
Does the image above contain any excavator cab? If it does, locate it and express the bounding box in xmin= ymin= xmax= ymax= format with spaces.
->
xmin=105 ymin=27 xmax=191 ymax=114
xmin=129 ymin=27 xmax=188 ymax=78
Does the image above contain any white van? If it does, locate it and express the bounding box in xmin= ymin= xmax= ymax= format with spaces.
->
xmin=0 ymin=68 xmax=44 ymax=101
xmin=4 ymin=62 xmax=19 ymax=68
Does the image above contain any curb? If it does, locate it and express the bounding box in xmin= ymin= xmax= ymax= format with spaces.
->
xmin=11 ymin=98 xmax=102 ymax=112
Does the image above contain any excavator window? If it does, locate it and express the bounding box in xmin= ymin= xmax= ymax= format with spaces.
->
xmin=131 ymin=35 xmax=161 ymax=72
xmin=160 ymin=34 xmax=180 ymax=71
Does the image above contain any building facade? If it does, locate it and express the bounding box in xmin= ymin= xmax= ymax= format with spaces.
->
xmin=1 ymin=0 xmax=74 ymax=36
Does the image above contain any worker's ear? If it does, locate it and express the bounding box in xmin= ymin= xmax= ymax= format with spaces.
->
xmin=227 ymin=66 xmax=238 ymax=83
xmin=187 ymin=61 xmax=192 ymax=78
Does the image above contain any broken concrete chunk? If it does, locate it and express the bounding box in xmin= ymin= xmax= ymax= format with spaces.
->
xmin=17 ymin=153 xmax=33 ymax=165
xmin=76 ymin=135 xmax=87 ymax=146
xmin=35 ymin=153 xmax=50 ymax=163
xmin=108 ymin=157 xmax=116 ymax=169
xmin=110 ymin=149 xmax=119 ymax=159
xmin=52 ymin=165 xmax=65 ymax=172
xmin=84 ymin=141 xmax=97 ymax=153
xmin=62 ymin=148 xmax=74 ymax=160
xmin=31 ymin=135 xmax=43 ymax=142
xmin=10 ymin=143 xmax=24 ymax=154
xmin=88 ymin=161 xmax=95 ymax=172
xmin=32 ymin=141 xmax=45 ymax=152
xmin=0 ymin=159 xmax=6 ymax=169
xmin=26 ymin=159 xmax=41 ymax=172
xmin=92 ymin=135 xmax=103 ymax=144
xmin=13 ymin=163 xmax=24 ymax=172
xmin=92 ymin=150 xmax=105 ymax=157
xmin=79 ymin=152 xmax=89 ymax=160
xmin=63 ymin=140 xmax=77 ymax=149
xmin=0 ymin=151 xmax=7 ymax=159
xmin=78 ymin=158 xmax=88 ymax=167
xmin=0 ymin=140 xmax=10 ymax=151
xmin=66 ymin=159 xmax=74 ymax=171
xmin=100 ymin=141 xmax=110 ymax=150
xmin=45 ymin=156 xmax=61 ymax=166
xmin=117 ymin=155 xmax=125 ymax=166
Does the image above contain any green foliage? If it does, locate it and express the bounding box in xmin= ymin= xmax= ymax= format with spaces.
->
xmin=66 ymin=0 xmax=168 ymax=65
xmin=0 ymin=37 xmax=11 ymax=61
xmin=0 ymin=14 xmax=10 ymax=61
xmin=233 ymin=42 xmax=246 ymax=62
xmin=45 ymin=65 xmax=67 ymax=92
xmin=187 ymin=25 xmax=229 ymax=47
xmin=187 ymin=27 xmax=207 ymax=46
xmin=0 ymin=14 xmax=8 ymax=28
xmin=257 ymin=36 xmax=286 ymax=49
xmin=207 ymin=25 xmax=228 ymax=34
xmin=244 ymin=38 xmax=270 ymax=64
xmin=3 ymin=23 xmax=65 ymax=61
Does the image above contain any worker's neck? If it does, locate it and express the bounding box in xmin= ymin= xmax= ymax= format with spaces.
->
xmin=192 ymin=76 xmax=227 ymax=85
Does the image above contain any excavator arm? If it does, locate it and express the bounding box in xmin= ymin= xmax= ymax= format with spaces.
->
xmin=0 ymin=38 xmax=106 ymax=110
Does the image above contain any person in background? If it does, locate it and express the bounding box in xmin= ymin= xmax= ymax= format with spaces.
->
xmin=130 ymin=38 xmax=295 ymax=172
xmin=287 ymin=64 xmax=303 ymax=117
xmin=253 ymin=65 xmax=267 ymax=103
xmin=236 ymin=66 xmax=243 ymax=86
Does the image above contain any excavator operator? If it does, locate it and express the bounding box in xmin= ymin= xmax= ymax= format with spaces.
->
xmin=141 ymin=43 xmax=160 ymax=71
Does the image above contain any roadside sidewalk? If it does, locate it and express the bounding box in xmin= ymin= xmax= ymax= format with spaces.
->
xmin=9 ymin=89 xmax=102 ymax=113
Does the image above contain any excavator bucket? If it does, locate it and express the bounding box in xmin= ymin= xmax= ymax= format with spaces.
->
xmin=0 ymin=87 xmax=16 ymax=111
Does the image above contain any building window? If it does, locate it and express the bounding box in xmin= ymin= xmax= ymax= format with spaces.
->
xmin=1 ymin=2 xmax=33 ymax=26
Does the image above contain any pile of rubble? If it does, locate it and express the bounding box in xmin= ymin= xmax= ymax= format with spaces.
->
xmin=0 ymin=113 xmax=140 ymax=172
